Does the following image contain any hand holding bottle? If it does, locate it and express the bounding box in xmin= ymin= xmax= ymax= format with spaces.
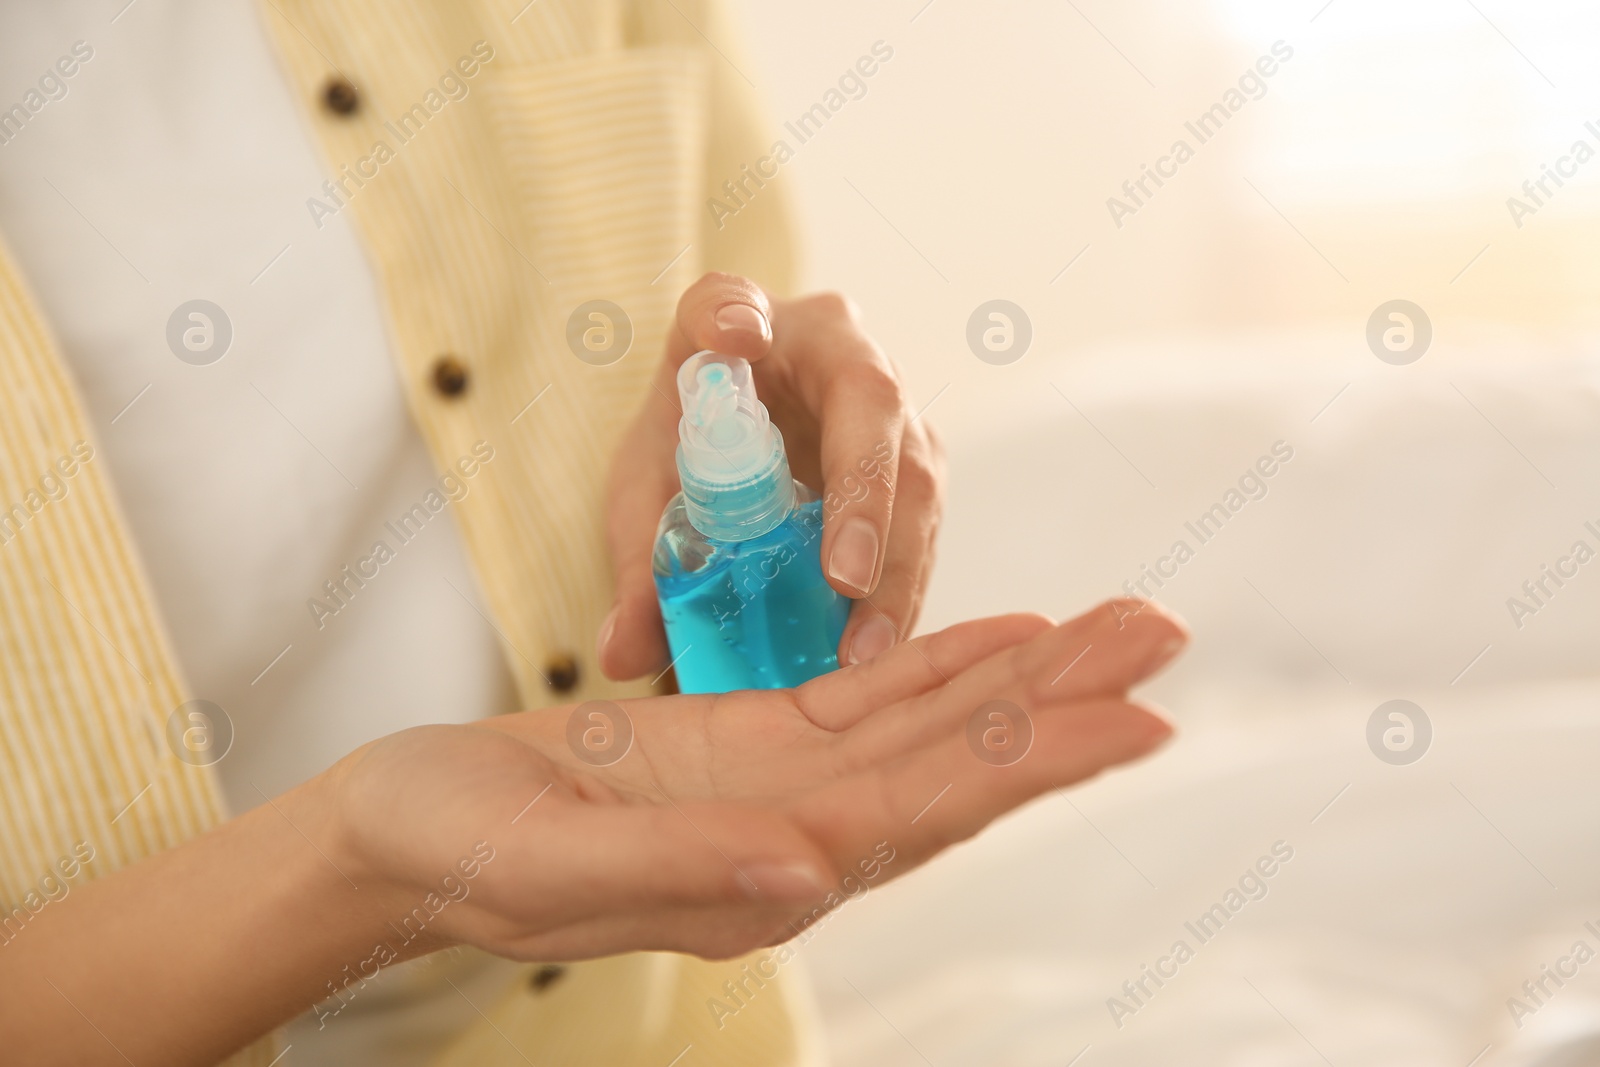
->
xmin=601 ymin=273 xmax=944 ymax=681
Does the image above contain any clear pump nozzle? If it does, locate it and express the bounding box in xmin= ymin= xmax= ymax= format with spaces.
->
xmin=675 ymin=351 xmax=794 ymax=540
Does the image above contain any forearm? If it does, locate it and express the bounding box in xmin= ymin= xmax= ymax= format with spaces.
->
xmin=0 ymin=772 xmax=418 ymax=1066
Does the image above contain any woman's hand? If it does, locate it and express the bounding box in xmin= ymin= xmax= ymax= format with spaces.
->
xmin=2 ymin=601 xmax=1182 ymax=1066
xmin=335 ymin=599 xmax=1185 ymax=962
xmin=599 ymin=273 xmax=945 ymax=680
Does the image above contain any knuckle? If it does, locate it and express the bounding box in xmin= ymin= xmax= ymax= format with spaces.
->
xmin=897 ymin=446 xmax=945 ymax=508
xmin=834 ymin=471 xmax=872 ymax=505
xmin=803 ymin=289 xmax=860 ymax=322
xmin=844 ymin=363 xmax=903 ymax=407
xmin=897 ymin=453 xmax=937 ymax=498
xmin=922 ymin=439 xmax=949 ymax=487
xmin=919 ymin=420 xmax=948 ymax=464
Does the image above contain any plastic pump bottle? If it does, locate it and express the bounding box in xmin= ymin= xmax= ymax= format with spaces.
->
xmin=652 ymin=351 xmax=850 ymax=694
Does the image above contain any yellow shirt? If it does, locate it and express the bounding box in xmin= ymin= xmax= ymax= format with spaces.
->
xmin=0 ymin=0 xmax=816 ymax=1062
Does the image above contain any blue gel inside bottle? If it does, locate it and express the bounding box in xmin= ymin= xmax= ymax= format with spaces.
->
xmin=651 ymin=353 xmax=850 ymax=695
xmin=656 ymin=494 xmax=848 ymax=693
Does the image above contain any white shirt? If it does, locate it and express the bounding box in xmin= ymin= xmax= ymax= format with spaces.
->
xmin=0 ymin=1 xmax=521 ymax=1060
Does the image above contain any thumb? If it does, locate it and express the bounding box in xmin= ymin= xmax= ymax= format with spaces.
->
xmin=464 ymin=800 xmax=836 ymax=958
xmin=667 ymin=272 xmax=774 ymax=367
xmin=599 ymin=419 xmax=679 ymax=682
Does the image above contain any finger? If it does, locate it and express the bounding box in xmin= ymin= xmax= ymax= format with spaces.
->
xmin=666 ymin=271 xmax=774 ymax=366
xmin=955 ymin=598 xmax=1187 ymax=714
xmin=797 ymin=612 xmax=1056 ymax=731
xmin=598 ymin=421 xmax=681 ymax=680
xmin=497 ymin=904 xmax=806 ymax=963
xmin=837 ymin=599 xmax=1186 ymax=765
xmin=837 ymin=423 xmax=941 ymax=666
xmin=793 ymin=696 xmax=1173 ymax=876
xmin=811 ymin=355 xmax=905 ymax=608
xmin=514 ymin=692 xmax=1166 ymax=961
xmin=1010 ymin=598 xmax=1188 ymax=705
xmin=481 ymin=798 xmax=834 ymax=932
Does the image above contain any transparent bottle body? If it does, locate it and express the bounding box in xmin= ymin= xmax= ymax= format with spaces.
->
xmin=652 ymin=481 xmax=849 ymax=694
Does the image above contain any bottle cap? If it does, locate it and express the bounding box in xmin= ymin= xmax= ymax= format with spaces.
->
xmin=675 ymin=351 xmax=794 ymax=541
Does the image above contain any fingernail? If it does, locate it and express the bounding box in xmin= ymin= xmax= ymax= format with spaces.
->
xmin=597 ymin=604 xmax=620 ymax=661
xmin=739 ymin=861 xmax=827 ymax=902
xmin=827 ymin=517 xmax=880 ymax=595
xmin=848 ymin=615 xmax=897 ymax=665
xmin=714 ymin=303 xmax=771 ymax=342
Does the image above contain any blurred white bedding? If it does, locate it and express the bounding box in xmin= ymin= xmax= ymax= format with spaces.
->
xmin=798 ymin=332 xmax=1600 ymax=1066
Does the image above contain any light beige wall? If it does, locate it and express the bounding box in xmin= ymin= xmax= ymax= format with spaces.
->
xmin=728 ymin=0 xmax=1600 ymax=390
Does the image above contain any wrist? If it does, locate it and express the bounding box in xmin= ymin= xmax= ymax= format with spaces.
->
xmin=249 ymin=773 xmax=416 ymax=984
xmin=292 ymin=748 xmax=462 ymax=964
xmin=290 ymin=750 xmax=377 ymax=890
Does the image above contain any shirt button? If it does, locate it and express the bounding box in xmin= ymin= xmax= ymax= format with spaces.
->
xmin=545 ymin=653 xmax=580 ymax=693
xmin=529 ymin=964 xmax=567 ymax=993
xmin=322 ymin=77 xmax=360 ymax=116
xmin=430 ymin=355 xmax=469 ymax=398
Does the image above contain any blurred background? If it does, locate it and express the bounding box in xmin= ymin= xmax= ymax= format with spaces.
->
xmin=1 ymin=0 xmax=1594 ymax=1062
xmin=729 ymin=1 xmax=1600 ymax=1064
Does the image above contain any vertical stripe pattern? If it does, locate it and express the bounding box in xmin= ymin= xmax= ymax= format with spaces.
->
xmin=0 ymin=237 xmax=277 ymax=1065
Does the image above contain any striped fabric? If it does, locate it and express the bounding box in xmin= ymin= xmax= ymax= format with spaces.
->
xmin=257 ymin=0 xmax=796 ymax=705
xmin=0 ymin=242 xmax=271 ymax=1067
xmin=0 ymin=0 xmax=811 ymax=1062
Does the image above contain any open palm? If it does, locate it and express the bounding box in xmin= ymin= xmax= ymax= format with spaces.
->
xmin=330 ymin=599 xmax=1185 ymax=964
